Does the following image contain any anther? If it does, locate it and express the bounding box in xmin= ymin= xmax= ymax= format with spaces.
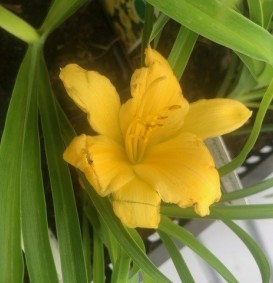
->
xmin=168 ymin=105 xmax=181 ymax=111
xmin=157 ymin=115 xmax=168 ymax=120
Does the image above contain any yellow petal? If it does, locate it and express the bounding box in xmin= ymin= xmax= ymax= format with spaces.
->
xmin=145 ymin=46 xmax=171 ymax=71
xmin=180 ymin=99 xmax=252 ymax=139
xmin=132 ymin=47 xmax=188 ymax=128
xmin=63 ymin=134 xmax=135 ymax=196
xmin=112 ymin=178 xmax=161 ymax=228
xmin=59 ymin=64 xmax=122 ymax=142
xmin=119 ymin=48 xmax=189 ymax=162
xmin=134 ymin=133 xmax=221 ymax=216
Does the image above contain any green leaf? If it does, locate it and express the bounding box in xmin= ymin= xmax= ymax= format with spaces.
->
xmin=93 ymin=232 xmax=105 ymax=283
xmin=21 ymin=44 xmax=59 ymax=283
xmin=39 ymin=0 xmax=87 ymax=38
xmin=235 ymin=53 xmax=273 ymax=88
xmin=219 ymin=77 xmax=273 ymax=175
xmin=81 ymin=205 xmax=92 ymax=283
xmin=146 ymin=0 xmax=273 ymax=64
xmin=168 ymin=25 xmax=198 ymax=80
xmin=159 ymin=217 xmax=238 ymax=282
xmin=247 ymin=0 xmax=263 ymax=26
xmin=0 ymin=46 xmax=37 ymax=283
xmin=158 ymin=230 xmax=195 ymax=283
xmin=82 ymin=178 xmax=171 ymax=283
xmin=261 ymin=0 xmax=273 ymax=28
xmin=84 ymin=202 xmax=119 ymax=264
xmin=217 ymin=214 xmax=270 ymax=283
xmin=220 ymin=177 xmax=273 ymax=202
xmin=0 ymin=5 xmax=39 ymax=43
xmin=111 ymin=248 xmax=131 ymax=283
xmin=141 ymin=2 xmax=155 ymax=64
xmin=161 ymin=204 xmax=273 ymax=220
xmin=38 ymin=54 xmax=88 ymax=283
xmin=149 ymin=13 xmax=170 ymax=43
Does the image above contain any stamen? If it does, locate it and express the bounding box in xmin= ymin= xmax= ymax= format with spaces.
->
xmin=157 ymin=115 xmax=168 ymax=120
xmin=168 ymin=105 xmax=182 ymax=111
xmin=125 ymin=115 xmax=164 ymax=163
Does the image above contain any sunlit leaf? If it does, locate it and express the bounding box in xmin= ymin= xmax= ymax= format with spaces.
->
xmin=146 ymin=0 xmax=273 ymax=64
xmin=0 ymin=5 xmax=39 ymax=43
xmin=38 ymin=55 xmax=88 ymax=283
xmin=21 ymin=45 xmax=59 ymax=283
xmin=0 ymin=47 xmax=36 ymax=283
xmin=168 ymin=25 xmax=198 ymax=80
xmin=217 ymin=213 xmax=270 ymax=283
xmin=40 ymin=0 xmax=87 ymax=38
xmin=158 ymin=230 xmax=195 ymax=283
xmin=93 ymin=232 xmax=105 ymax=283
xmin=159 ymin=217 xmax=238 ymax=282
xmin=220 ymin=77 xmax=273 ymax=175
xmin=221 ymin=177 xmax=273 ymax=202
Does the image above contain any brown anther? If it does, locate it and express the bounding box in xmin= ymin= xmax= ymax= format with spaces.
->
xmin=168 ymin=105 xmax=181 ymax=111
xmin=145 ymin=124 xmax=156 ymax=129
xmin=157 ymin=115 xmax=168 ymax=120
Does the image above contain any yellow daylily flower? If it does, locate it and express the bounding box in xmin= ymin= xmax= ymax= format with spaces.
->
xmin=60 ymin=47 xmax=251 ymax=228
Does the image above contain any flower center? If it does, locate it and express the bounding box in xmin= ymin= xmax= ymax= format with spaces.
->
xmin=124 ymin=116 xmax=162 ymax=164
xmin=125 ymin=105 xmax=181 ymax=164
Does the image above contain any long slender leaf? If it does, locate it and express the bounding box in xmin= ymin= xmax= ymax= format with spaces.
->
xmin=84 ymin=202 xmax=119 ymax=264
xmin=235 ymin=53 xmax=273 ymax=88
xmin=146 ymin=0 xmax=273 ymax=64
xmin=219 ymin=77 xmax=273 ymax=175
xmin=93 ymin=232 xmax=105 ymax=283
xmin=141 ymin=2 xmax=154 ymax=64
xmin=168 ymin=25 xmax=198 ymax=80
xmin=111 ymin=247 xmax=131 ymax=283
xmin=227 ymin=64 xmax=257 ymax=99
xmin=149 ymin=13 xmax=170 ymax=43
xmin=247 ymin=0 xmax=263 ymax=26
xmin=21 ymin=44 xmax=59 ymax=283
xmin=39 ymin=0 xmax=87 ymax=38
xmin=261 ymin=0 xmax=273 ymax=28
xmin=229 ymin=124 xmax=273 ymax=135
xmin=217 ymin=214 xmax=270 ymax=283
xmin=221 ymin=177 xmax=273 ymax=202
xmin=38 ymin=55 xmax=88 ymax=283
xmin=0 ymin=47 xmax=37 ymax=283
xmin=158 ymin=230 xmax=195 ymax=283
xmin=82 ymin=207 xmax=92 ymax=283
xmin=0 ymin=5 xmax=39 ymax=43
xmin=159 ymin=217 xmax=238 ymax=282
xmin=82 ymin=177 xmax=171 ymax=283
xmin=161 ymin=204 xmax=273 ymax=219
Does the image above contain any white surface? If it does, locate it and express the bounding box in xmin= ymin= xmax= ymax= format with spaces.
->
xmin=159 ymin=173 xmax=273 ymax=283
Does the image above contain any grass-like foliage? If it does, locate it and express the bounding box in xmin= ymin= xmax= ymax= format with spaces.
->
xmin=1 ymin=0 xmax=273 ymax=282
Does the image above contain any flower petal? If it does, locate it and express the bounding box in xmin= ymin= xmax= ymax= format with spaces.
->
xmin=63 ymin=134 xmax=135 ymax=196
xmin=134 ymin=133 xmax=221 ymax=216
xmin=180 ymin=99 xmax=252 ymax=139
xmin=112 ymin=178 xmax=161 ymax=228
xmin=119 ymin=47 xmax=189 ymax=152
xmin=59 ymin=64 xmax=122 ymax=142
